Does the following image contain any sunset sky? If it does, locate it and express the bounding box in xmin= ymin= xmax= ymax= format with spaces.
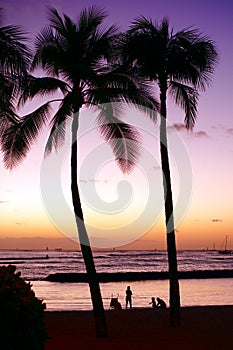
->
xmin=0 ymin=0 xmax=232 ymax=250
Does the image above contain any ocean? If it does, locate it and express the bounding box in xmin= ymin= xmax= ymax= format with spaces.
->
xmin=0 ymin=249 xmax=232 ymax=310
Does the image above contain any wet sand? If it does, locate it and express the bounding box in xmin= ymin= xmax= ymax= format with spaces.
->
xmin=44 ymin=305 xmax=233 ymax=350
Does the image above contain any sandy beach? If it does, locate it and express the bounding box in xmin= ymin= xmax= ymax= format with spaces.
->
xmin=44 ymin=306 xmax=233 ymax=350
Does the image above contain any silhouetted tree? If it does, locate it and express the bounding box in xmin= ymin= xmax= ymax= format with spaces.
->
xmin=120 ymin=16 xmax=218 ymax=326
xmin=1 ymin=7 xmax=157 ymax=337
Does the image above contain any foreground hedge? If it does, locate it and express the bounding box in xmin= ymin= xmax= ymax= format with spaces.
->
xmin=0 ymin=265 xmax=48 ymax=350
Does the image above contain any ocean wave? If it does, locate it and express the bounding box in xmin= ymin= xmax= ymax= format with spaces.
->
xmin=0 ymin=256 xmax=49 ymax=261
xmin=44 ymin=269 xmax=233 ymax=283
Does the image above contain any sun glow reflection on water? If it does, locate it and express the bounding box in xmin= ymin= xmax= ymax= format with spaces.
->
xmin=32 ymin=278 xmax=233 ymax=311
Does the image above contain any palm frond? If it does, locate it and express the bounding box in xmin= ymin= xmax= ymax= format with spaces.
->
xmin=0 ymin=72 xmax=14 ymax=103
xmin=0 ymin=24 xmax=31 ymax=77
xmin=130 ymin=16 xmax=157 ymax=33
xmin=169 ymin=81 xmax=199 ymax=129
xmin=0 ymin=109 xmax=18 ymax=140
xmin=84 ymin=23 xmax=119 ymax=65
xmin=168 ymin=28 xmax=218 ymax=90
xmin=77 ymin=6 xmax=107 ymax=37
xmin=96 ymin=106 xmax=141 ymax=173
xmin=19 ymin=75 xmax=69 ymax=105
xmin=45 ymin=93 xmax=74 ymax=156
xmin=188 ymin=38 xmax=219 ymax=90
xmin=0 ymin=72 xmax=21 ymax=125
xmin=2 ymin=102 xmax=51 ymax=169
xmin=86 ymin=65 xmax=159 ymax=121
xmin=32 ymin=25 xmax=55 ymax=68
xmin=47 ymin=7 xmax=66 ymax=34
xmin=32 ymin=26 xmax=63 ymax=76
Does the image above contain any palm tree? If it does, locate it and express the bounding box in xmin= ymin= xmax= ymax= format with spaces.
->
xmin=1 ymin=7 xmax=157 ymax=337
xmin=0 ymin=8 xmax=30 ymax=133
xmin=120 ymin=17 xmax=218 ymax=326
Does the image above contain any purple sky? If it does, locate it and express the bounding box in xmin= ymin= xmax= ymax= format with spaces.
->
xmin=0 ymin=0 xmax=233 ymax=250
xmin=2 ymin=0 xmax=232 ymax=131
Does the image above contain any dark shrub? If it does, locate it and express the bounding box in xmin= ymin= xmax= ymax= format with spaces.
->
xmin=0 ymin=265 xmax=48 ymax=350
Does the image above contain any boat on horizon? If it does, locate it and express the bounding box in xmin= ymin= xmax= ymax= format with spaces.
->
xmin=218 ymin=235 xmax=232 ymax=255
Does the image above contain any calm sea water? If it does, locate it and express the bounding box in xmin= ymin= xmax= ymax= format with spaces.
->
xmin=0 ymin=249 xmax=233 ymax=310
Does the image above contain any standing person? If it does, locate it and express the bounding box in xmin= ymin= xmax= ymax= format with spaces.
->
xmin=125 ymin=286 xmax=132 ymax=309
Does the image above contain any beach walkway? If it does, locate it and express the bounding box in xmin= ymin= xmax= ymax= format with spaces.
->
xmin=45 ymin=305 xmax=233 ymax=350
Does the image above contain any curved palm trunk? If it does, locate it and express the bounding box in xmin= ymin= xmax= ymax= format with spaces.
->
xmin=71 ymin=112 xmax=108 ymax=338
xmin=159 ymin=83 xmax=181 ymax=326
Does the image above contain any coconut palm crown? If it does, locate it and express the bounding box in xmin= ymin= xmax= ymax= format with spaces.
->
xmin=122 ymin=17 xmax=218 ymax=127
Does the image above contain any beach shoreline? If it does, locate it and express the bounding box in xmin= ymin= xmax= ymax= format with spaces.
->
xmin=44 ymin=305 xmax=233 ymax=350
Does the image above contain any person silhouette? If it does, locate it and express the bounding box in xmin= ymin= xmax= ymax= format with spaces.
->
xmin=156 ymin=297 xmax=166 ymax=308
xmin=125 ymin=286 xmax=132 ymax=309
xmin=149 ymin=297 xmax=157 ymax=308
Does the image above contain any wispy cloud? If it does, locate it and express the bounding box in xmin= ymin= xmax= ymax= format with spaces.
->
xmin=151 ymin=165 xmax=161 ymax=171
xmin=80 ymin=179 xmax=108 ymax=184
xmin=168 ymin=123 xmax=208 ymax=137
xmin=212 ymin=126 xmax=233 ymax=137
xmin=212 ymin=219 xmax=223 ymax=222
xmin=227 ymin=128 xmax=233 ymax=136
xmin=194 ymin=131 xmax=208 ymax=138
xmin=169 ymin=123 xmax=186 ymax=132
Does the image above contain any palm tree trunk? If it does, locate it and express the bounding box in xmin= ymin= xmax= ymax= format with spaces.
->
xmin=159 ymin=84 xmax=181 ymax=326
xmin=71 ymin=112 xmax=108 ymax=338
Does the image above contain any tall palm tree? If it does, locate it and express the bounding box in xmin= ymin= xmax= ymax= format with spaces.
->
xmin=0 ymin=8 xmax=30 ymax=133
xmin=120 ymin=17 xmax=218 ymax=325
xmin=1 ymin=7 xmax=157 ymax=337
